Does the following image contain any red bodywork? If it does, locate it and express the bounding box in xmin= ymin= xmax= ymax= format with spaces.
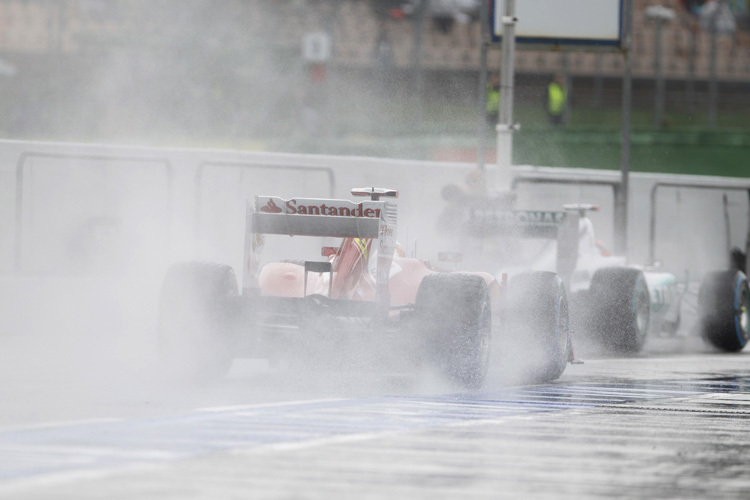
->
xmin=257 ymin=236 xmax=495 ymax=309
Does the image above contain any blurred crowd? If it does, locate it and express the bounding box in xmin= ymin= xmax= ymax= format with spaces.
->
xmin=0 ymin=0 xmax=747 ymax=146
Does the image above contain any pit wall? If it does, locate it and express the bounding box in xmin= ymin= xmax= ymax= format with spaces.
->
xmin=1 ymin=139 xmax=747 ymax=282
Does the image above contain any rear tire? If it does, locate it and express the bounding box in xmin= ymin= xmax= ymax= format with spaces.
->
xmin=507 ymin=271 xmax=570 ymax=383
xmin=589 ymin=267 xmax=650 ymax=354
xmin=157 ymin=262 xmax=238 ymax=381
xmin=699 ymin=270 xmax=750 ymax=352
xmin=415 ymin=273 xmax=491 ymax=390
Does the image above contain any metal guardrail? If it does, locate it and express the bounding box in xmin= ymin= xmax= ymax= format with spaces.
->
xmin=193 ymin=161 xmax=336 ymax=242
xmin=11 ymin=147 xmax=749 ymax=275
xmin=512 ymin=170 xmax=622 ymax=189
xmin=513 ymin=172 xmax=750 ymax=267
xmin=14 ymin=152 xmax=174 ymax=272
xmin=648 ymin=180 xmax=750 ymax=266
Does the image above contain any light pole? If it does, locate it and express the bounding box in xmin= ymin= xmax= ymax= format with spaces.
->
xmin=478 ymin=0 xmax=489 ymax=170
xmin=699 ymin=0 xmax=736 ymax=129
xmin=616 ymin=0 xmax=633 ymax=255
xmin=496 ymin=0 xmax=517 ymax=192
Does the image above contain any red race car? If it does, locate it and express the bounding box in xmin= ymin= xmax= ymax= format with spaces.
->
xmin=158 ymin=187 xmax=572 ymax=388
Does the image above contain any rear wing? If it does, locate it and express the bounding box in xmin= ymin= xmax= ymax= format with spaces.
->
xmin=463 ymin=208 xmax=580 ymax=285
xmin=251 ymin=196 xmax=387 ymax=238
xmin=243 ymin=192 xmax=398 ymax=297
xmin=464 ymin=209 xmax=573 ymax=239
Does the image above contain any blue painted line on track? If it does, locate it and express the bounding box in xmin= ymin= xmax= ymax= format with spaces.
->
xmin=3 ymin=376 xmax=750 ymax=485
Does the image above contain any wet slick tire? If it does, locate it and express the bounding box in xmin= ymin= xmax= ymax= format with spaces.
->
xmin=415 ymin=273 xmax=491 ymax=390
xmin=589 ymin=267 xmax=650 ymax=354
xmin=507 ymin=271 xmax=570 ymax=383
xmin=699 ymin=270 xmax=750 ymax=352
xmin=157 ymin=262 xmax=238 ymax=382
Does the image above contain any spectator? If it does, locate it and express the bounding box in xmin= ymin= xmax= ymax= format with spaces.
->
xmin=547 ymin=73 xmax=567 ymax=126
xmin=486 ymin=72 xmax=500 ymax=127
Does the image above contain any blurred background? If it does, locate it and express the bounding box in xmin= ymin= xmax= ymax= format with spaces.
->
xmin=0 ymin=0 xmax=747 ymax=175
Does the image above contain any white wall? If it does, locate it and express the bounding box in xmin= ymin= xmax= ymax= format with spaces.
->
xmin=1 ymin=139 xmax=747 ymax=281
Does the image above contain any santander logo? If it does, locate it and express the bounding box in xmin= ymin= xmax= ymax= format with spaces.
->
xmin=260 ymin=199 xmax=283 ymax=213
xmin=257 ymin=196 xmax=383 ymax=219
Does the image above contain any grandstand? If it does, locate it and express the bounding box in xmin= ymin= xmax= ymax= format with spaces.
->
xmin=0 ymin=0 xmax=747 ymax=153
xmin=0 ymin=0 xmax=747 ymax=80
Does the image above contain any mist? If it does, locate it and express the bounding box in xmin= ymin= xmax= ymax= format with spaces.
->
xmin=0 ymin=1 xmax=747 ymax=431
xmin=2 ymin=152 xmax=739 ymax=426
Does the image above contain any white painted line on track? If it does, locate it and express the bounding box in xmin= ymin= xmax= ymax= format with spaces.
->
xmin=194 ymin=398 xmax=346 ymax=413
xmin=233 ymin=404 xmax=586 ymax=457
xmin=0 ymin=461 xmax=168 ymax=495
xmin=0 ymin=418 xmax=122 ymax=434
xmin=3 ymin=375 xmax=749 ymax=496
xmin=0 ymin=412 xmax=553 ymax=496
xmin=234 ymin=430 xmax=398 ymax=454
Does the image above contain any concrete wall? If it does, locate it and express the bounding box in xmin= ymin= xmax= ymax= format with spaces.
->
xmin=1 ymin=139 xmax=747 ymax=282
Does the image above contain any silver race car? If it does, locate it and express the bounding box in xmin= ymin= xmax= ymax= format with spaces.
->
xmin=443 ymin=195 xmax=749 ymax=355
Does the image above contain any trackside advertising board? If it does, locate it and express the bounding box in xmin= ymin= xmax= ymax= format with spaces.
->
xmin=491 ymin=0 xmax=623 ymax=49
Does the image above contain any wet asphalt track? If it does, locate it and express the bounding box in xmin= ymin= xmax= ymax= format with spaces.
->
xmin=2 ymin=332 xmax=750 ymax=500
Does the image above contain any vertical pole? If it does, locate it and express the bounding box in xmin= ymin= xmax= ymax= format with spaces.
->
xmin=594 ymin=53 xmax=603 ymax=108
xmin=561 ymin=52 xmax=571 ymax=125
xmin=708 ymin=6 xmax=719 ymax=130
xmin=478 ymin=0 xmax=489 ymax=170
xmin=723 ymin=193 xmax=731 ymax=266
xmin=496 ymin=0 xmax=516 ymax=192
xmin=413 ymin=0 xmax=427 ymax=125
xmin=654 ymin=19 xmax=665 ymax=129
xmin=325 ymin=0 xmax=339 ymax=146
xmin=14 ymin=160 xmax=24 ymax=273
xmin=616 ymin=0 xmax=633 ymax=255
xmin=648 ymin=184 xmax=658 ymax=266
xmin=686 ymin=27 xmax=696 ymax=114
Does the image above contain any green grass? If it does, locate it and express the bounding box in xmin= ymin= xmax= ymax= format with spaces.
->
xmin=317 ymin=98 xmax=750 ymax=178
xmin=510 ymin=105 xmax=750 ymax=177
xmin=513 ymin=129 xmax=750 ymax=177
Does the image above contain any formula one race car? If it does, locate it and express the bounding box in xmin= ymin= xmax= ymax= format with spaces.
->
xmin=698 ymin=264 xmax=750 ymax=353
xmin=157 ymin=187 xmax=573 ymax=388
xmin=448 ymin=194 xmax=749 ymax=355
xmin=542 ymin=204 xmax=749 ymax=354
xmin=556 ymin=204 xmax=678 ymax=354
